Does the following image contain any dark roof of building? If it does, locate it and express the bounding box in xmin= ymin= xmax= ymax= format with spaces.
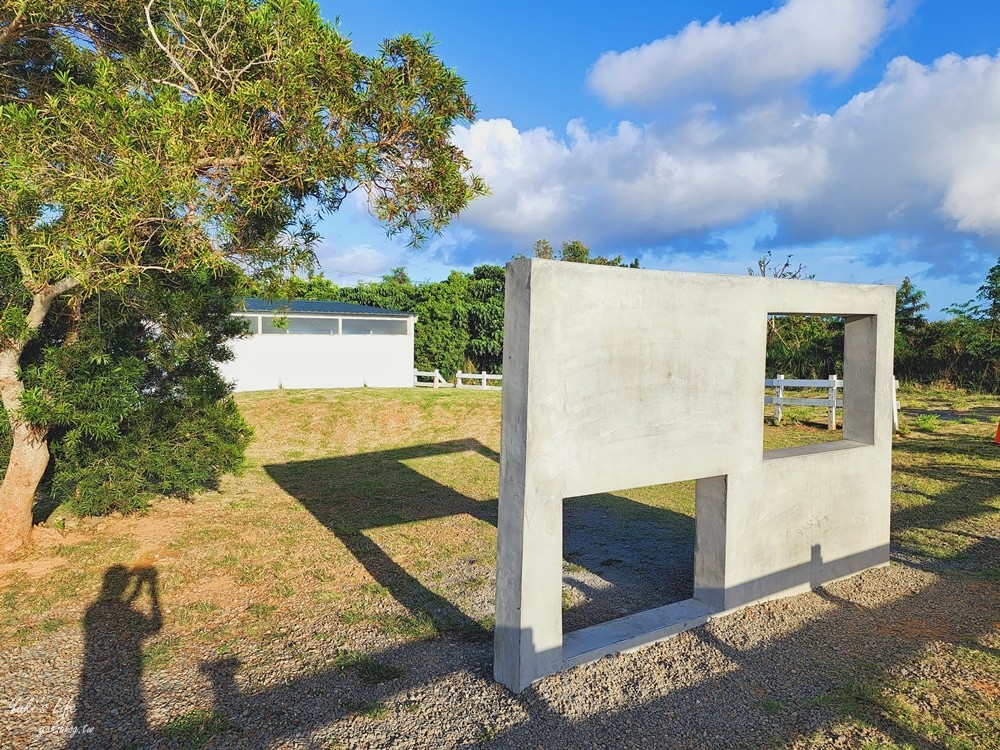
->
xmin=241 ymin=298 xmax=411 ymax=318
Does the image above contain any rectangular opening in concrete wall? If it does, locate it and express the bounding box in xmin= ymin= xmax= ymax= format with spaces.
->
xmin=560 ymin=475 xmax=726 ymax=669
xmin=562 ymin=481 xmax=696 ymax=635
xmin=763 ymin=313 xmax=848 ymax=453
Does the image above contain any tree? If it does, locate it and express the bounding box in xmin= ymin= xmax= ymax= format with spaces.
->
xmin=382 ymin=267 xmax=412 ymax=286
xmin=896 ymin=276 xmax=929 ymax=333
xmin=748 ymin=251 xmax=814 ymax=280
xmin=410 ymin=271 xmax=470 ymax=378
xmin=0 ymin=0 xmax=486 ymax=553
xmin=893 ymin=276 xmax=929 ymax=378
xmin=466 ymin=264 xmax=505 ymax=374
xmin=531 ymin=238 xmax=640 ymax=268
xmin=935 ymin=256 xmax=1000 ymax=390
xmin=21 ymin=268 xmax=253 ymax=517
xmin=531 ymin=239 xmax=554 ymax=260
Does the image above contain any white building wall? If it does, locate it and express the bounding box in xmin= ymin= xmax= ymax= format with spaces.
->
xmin=220 ymin=327 xmax=415 ymax=391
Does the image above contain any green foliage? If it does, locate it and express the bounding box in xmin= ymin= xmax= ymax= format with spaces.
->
xmin=896 ymin=276 xmax=929 ymax=333
xmin=532 ymin=238 xmax=640 ymax=268
xmin=766 ymin=315 xmax=844 ymax=379
xmin=466 ymin=264 xmax=505 ymax=374
xmin=412 ymin=270 xmax=470 ymax=378
xmin=1 ymin=263 xmax=252 ymax=515
xmin=896 ymin=259 xmax=1000 ymax=392
xmin=532 ymin=239 xmax=554 ymax=260
xmin=0 ymin=0 xmax=485 ymax=522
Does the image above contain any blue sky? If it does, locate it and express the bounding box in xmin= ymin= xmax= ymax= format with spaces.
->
xmin=315 ymin=1 xmax=1000 ymax=317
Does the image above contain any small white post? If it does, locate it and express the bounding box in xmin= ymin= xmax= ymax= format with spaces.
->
xmin=434 ymin=368 xmax=442 ymax=389
xmin=481 ymin=371 xmax=487 ymax=389
xmin=456 ymin=370 xmax=463 ymax=389
xmin=892 ymin=378 xmax=900 ymax=432
xmin=828 ymin=374 xmax=838 ymax=430
xmin=775 ymin=374 xmax=784 ymax=424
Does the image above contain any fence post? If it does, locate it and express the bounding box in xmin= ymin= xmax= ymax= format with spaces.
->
xmin=828 ymin=374 xmax=838 ymax=430
xmin=455 ymin=370 xmax=463 ymax=389
xmin=434 ymin=369 xmax=442 ymax=389
xmin=481 ymin=371 xmax=487 ymax=389
xmin=413 ymin=368 xmax=418 ymax=387
xmin=775 ymin=374 xmax=784 ymax=424
xmin=892 ymin=378 xmax=900 ymax=432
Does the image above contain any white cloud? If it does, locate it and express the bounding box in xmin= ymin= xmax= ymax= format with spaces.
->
xmin=587 ymin=0 xmax=891 ymax=106
xmin=454 ymin=51 xmax=1000 ymax=276
xmin=314 ymin=243 xmax=401 ymax=283
xmin=780 ymin=53 xmax=1000 ymax=248
xmin=453 ymin=115 xmax=827 ymax=243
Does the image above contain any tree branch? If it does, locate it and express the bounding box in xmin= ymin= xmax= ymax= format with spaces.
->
xmin=25 ymin=276 xmax=83 ymax=330
xmin=0 ymin=6 xmax=27 ymax=48
xmin=145 ymin=1 xmax=202 ymax=97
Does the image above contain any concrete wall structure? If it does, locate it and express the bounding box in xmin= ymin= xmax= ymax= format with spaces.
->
xmin=495 ymin=259 xmax=895 ymax=693
xmin=220 ymin=300 xmax=416 ymax=391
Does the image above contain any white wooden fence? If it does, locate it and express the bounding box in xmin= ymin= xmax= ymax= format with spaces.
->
xmin=417 ymin=369 xmax=900 ymax=430
xmin=765 ymin=374 xmax=843 ymax=429
xmin=413 ymin=368 xmax=448 ymax=388
xmin=456 ymin=370 xmax=502 ymax=390
xmin=765 ymin=373 xmax=900 ymax=431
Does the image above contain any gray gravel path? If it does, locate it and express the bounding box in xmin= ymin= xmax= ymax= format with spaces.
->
xmin=2 ymin=561 xmax=997 ymax=750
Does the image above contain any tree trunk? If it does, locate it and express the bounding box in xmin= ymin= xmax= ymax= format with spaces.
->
xmin=0 ymin=276 xmax=80 ymax=555
xmin=0 ymin=422 xmax=49 ymax=555
xmin=0 ymin=346 xmax=49 ymax=555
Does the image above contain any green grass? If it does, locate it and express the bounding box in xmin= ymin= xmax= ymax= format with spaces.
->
xmin=142 ymin=635 xmax=181 ymax=671
xmin=379 ymin=610 xmax=439 ymax=641
xmin=160 ymin=709 xmax=229 ymax=750
xmin=339 ymin=699 xmax=391 ymax=719
xmin=914 ymin=413 xmax=942 ymax=432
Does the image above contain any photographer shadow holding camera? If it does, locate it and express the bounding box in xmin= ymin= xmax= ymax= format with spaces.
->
xmin=67 ymin=564 xmax=162 ymax=748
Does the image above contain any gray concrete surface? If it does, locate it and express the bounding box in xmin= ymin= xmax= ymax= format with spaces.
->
xmin=495 ymin=259 xmax=895 ymax=692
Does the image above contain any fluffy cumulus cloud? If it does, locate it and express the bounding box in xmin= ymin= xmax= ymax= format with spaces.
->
xmin=452 ymin=116 xmax=827 ymax=244
xmin=776 ymin=53 xmax=1000 ymax=263
xmin=454 ymin=51 xmax=1000 ymax=276
xmin=587 ymin=0 xmax=892 ymax=106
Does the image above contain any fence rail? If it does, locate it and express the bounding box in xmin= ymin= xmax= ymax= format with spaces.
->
xmin=416 ymin=369 xmax=900 ymax=430
xmin=456 ymin=370 xmax=503 ymax=390
xmin=764 ymin=373 xmax=842 ymax=429
xmin=413 ymin=368 xmax=448 ymax=388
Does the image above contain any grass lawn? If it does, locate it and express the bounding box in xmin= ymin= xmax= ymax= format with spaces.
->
xmin=0 ymin=384 xmax=997 ymax=748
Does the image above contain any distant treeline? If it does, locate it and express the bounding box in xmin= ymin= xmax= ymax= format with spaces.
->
xmin=270 ymin=246 xmax=1000 ymax=393
xmin=262 ymin=239 xmax=639 ymax=380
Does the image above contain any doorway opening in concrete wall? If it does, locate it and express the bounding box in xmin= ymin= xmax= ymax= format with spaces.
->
xmin=763 ymin=313 xmax=847 ymax=451
xmin=558 ymin=474 xmax=727 ymax=669
xmin=562 ymin=480 xmax=697 ymax=635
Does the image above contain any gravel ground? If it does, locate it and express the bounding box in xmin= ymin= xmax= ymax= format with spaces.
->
xmin=2 ymin=560 xmax=997 ymax=750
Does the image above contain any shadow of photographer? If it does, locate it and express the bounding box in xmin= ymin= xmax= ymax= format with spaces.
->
xmin=65 ymin=564 xmax=162 ymax=749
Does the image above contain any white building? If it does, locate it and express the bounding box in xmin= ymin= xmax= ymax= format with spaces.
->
xmin=220 ymin=298 xmax=417 ymax=392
